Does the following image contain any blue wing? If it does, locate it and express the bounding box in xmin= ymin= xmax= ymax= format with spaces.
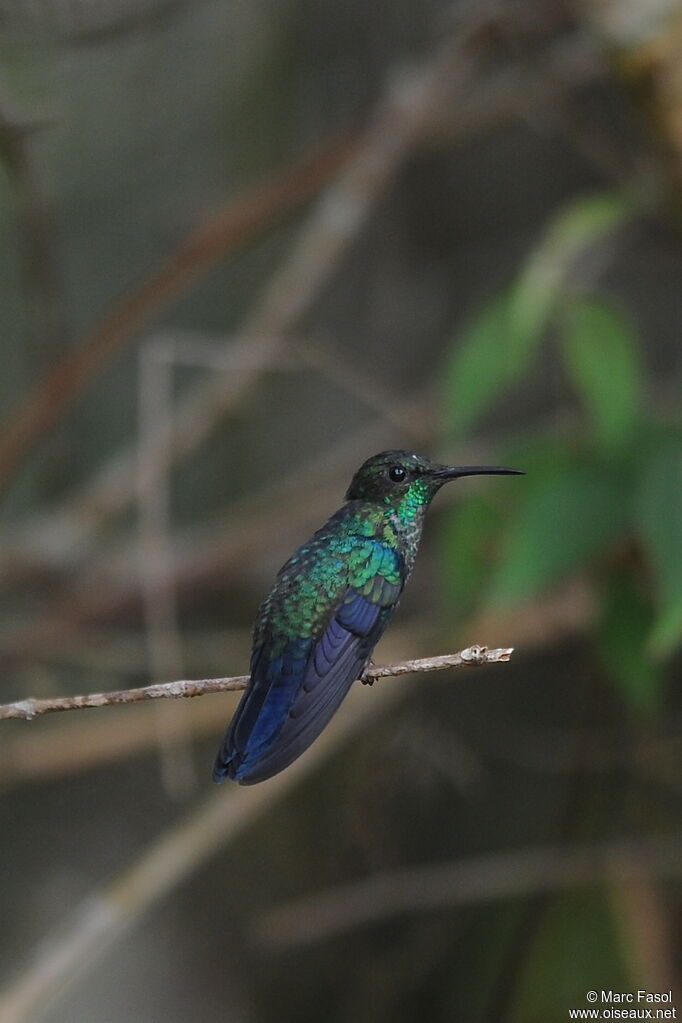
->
xmin=213 ymin=574 xmax=401 ymax=785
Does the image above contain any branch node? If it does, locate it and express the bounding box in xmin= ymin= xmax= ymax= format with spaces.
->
xmin=460 ymin=644 xmax=487 ymax=665
xmin=10 ymin=700 xmax=37 ymax=720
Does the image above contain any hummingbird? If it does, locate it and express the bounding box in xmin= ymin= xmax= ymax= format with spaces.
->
xmin=214 ymin=450 xmax=522 ymax=784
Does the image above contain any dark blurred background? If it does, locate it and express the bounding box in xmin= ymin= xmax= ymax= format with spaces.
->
xmin=0 ymin=1 xmax=680 ymax=1021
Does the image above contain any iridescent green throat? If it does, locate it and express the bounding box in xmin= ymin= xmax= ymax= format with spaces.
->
xmin=385 ymin=477 xmax=432 ymax=522
xmin=382 ymin=478 xmax=433 ymax=571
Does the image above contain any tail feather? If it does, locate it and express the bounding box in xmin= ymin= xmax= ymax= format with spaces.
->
xmin=212 ymin=739 xmax=234 ymax=783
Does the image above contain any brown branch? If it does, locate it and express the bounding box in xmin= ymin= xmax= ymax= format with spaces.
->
xmin=0 ymin=576 xmax=596 ymax=786
xmin=0 ymin=646 xmax=513 ymax=721
xmin=0 ymin=127 xmax=357 ymax=494
xmin=3 ymin=578 xmax=634 ymax=789
xmin=0 ymin=670 xmax=411 ymax=1023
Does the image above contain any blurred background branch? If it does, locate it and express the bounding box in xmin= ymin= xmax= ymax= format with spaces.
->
xmin=0 ymin=129 xmax=356 ymax=494
xmin=255 ymin=832 xmax=682 ymax=947
xmin=0 ymin=7 xmax=605 ymax=584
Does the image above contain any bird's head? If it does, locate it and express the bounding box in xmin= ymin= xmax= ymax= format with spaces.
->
xmin=346 ymin=450 xmax=523 ymax=507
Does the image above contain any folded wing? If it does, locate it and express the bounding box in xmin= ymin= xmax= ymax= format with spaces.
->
xmin=213 ymin=544 xmax=402 ymax=784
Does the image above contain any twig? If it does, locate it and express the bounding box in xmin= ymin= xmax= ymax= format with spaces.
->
xmin=2 ymin=626 xmax=423 ymax=788
xmin=0 ymin=647 xmax=513 ymax=721
xmin=0 ymin=577 xmax=614 ymax=787
xmin=254 ymin=832 xmax=682 ymax=947
xmin=0 ymin=669 xmax=413 ymax=1023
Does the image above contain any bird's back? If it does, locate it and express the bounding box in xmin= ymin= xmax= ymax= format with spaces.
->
xmin=213 ymin=502 xmax=404 ymax=783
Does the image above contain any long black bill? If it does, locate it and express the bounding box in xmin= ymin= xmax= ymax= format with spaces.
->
xmin=432 ymin=465 xmax=524 ymax=480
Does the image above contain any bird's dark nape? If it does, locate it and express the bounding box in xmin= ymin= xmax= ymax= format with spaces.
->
xmin=213 ymin=450 xmax=523 ymax=784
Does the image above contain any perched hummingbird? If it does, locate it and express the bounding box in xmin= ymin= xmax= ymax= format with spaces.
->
xmin=214 ymin=450 xmax=522 ymax=784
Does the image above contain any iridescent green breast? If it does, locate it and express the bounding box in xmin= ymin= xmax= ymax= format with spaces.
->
xmin=257 ymin=500 xmax=406 ymax=651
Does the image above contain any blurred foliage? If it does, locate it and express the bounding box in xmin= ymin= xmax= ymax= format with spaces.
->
xmin=443 ymin=193 xmax=634 ymax=437
xmin=511 ymin=891 xmax=630 ymax=1022
xmin=636 ymin=444 xmax=682 ymax=655
xmin=441 ymin=190 xmax=681 ymax=712
xmin=561 ymin=297 xmax=641 ymax=452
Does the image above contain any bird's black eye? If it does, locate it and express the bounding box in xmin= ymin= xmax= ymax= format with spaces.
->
xmin=388 ymin=465 xmax=406 ymax=483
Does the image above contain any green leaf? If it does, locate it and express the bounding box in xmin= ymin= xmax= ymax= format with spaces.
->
xmin=487 ymin=463 xmax=631 ymax=607
xmin=596 ymin=571 xmax=661 ymax=712
xmin=635 ymin=445 xmax=682 ymax=656
xmin=443 ymin=286 xmax=538 ymax=437
xmin=509 ymin=192 xmax=634 ymax=346
xmin=442 ymin=192 xmax=634 ymax=439
xmin=561 ymin=298 xmax=641 ymax=450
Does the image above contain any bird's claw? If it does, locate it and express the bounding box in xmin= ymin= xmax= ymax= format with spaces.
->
xmin=360 ymin=660 xmax=375 ymax=686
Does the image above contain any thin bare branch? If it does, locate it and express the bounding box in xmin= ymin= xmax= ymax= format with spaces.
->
xmin=0 ymin=576 xmax=597 ymax=786
xmin=0 ymin=673 xmax=412 ymax=1023
xmin=0 ymin=646 xmax=513 ymax=722
xmin=255 ymin=832 xmax=682 ymax=948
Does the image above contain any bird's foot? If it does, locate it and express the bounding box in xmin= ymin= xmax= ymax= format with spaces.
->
xmin=360 ymin=660 xmax=375 ymax=686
